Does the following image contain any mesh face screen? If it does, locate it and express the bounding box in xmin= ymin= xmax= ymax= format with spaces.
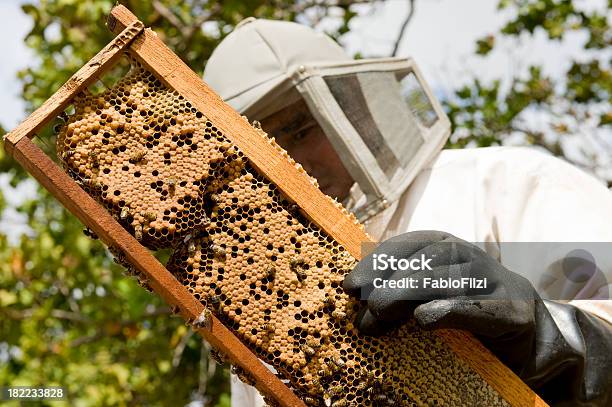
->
xmin=55 ymin=57 xmax=506 ymax=406
xmin=324 ymin=71 xmax=426 ymax=179
xmin=400 ymin=73 xmax=438 ymax=129
xmin=324 ymin=74 xmax=401 ymax=178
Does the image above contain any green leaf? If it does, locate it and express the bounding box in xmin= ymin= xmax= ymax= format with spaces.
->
xmin=475 ymin=35 xmax=495 ymax=55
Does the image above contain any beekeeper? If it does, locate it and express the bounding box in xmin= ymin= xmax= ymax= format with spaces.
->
xmin=204 ymin=18 xmax=612 ymax=406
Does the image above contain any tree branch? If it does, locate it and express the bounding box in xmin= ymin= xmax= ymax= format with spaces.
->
xmin=66 ymin=306 xmax=172 ymax=347
xmin=2 ymin=308 xmax=90 ymax=323
xmin=172 ymin=328 xmax=194 ymax=368
xmin=152 ymin=0 xmax=187 ymax=36
xmin=276 ymin=0 xmax=374 ymax=19
xmin=391 ymin=0 xmax=416 ymax=56
xmin=182 ymin=4 xmax=222 ymax=51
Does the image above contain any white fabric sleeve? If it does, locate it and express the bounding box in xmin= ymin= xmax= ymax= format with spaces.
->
xmin=483 ymin=148 xmax=611 ymax=300
xmin=231 ymin=374 xmax=265 ymax=407
xmin=568 ymin=300 xmax=612 ymax=325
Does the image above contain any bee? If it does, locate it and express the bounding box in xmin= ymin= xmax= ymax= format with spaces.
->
xmin=331 ymin=400 xmax=347 ymax=407
xmin=83 ymin=227 xmax=98 ymax=240
xmin=369 ymin=393 xmax=390 ymax=404
xmin=58 ymin=111 xmax=69 ymax=122
xmin=134 ymin=224 xmax=143 ymax=241
xmin=294 ymin=269 xmax=307 ymax=282
xmin=122 ymin=264 xmax=138 ymax=278
xmin=306 ymin=338 xmax=320 ymax=349
xmin=192 ymin=308 xmax=212 ymax=330
xmin=229 ymin=364 xmax=240 ymax=375
xmin=113 ymin=255 xmax=128 ymax=267
xmin=109 ymin=246 xmax=126 ymax=264
xmin=262 ymin=396 xmax=280 ymax=407
xmin=143 ymin=211 xmax=157 ymax=221
xmin=188 ymin=241 xmax=196 ymax=255
xmin=75 ymin=178 xmax=87 ymax=187
xmin=83 ymin=178 xmax=102 ymax=190
xmin=129 ymin=150 xmax=147 ymax=163
xmin=318 ymin=365 xmax=332 ymax=378
xmin=332 ymin=356 xmax=346 ymax=368
xmin=207 ymin=295 xmax=222 ymax=310
xmin=323 ymin=393 xmax=333 ymax=407
xmin=260 ymin=323 xmax=274 ymax=334
xmin=366 ymin=372 xmax=384 ymax=390
xmin=88 ymin=151 xmax=100 ymax=168
xmin=167 ymin=176 xmax=177 ymax=192
xmin=231 ymin=365 xmax=255 ymax=386
xmin=323 ymin=297 xmax=335 ymax=307
xmin=355 ymin=381 xmax=368 ymax=391
xmin=287 ymin=203 xmax=299 ymax=214
xmin=52 ymin=122 xmax=64 ymax=135
xmin=328 ymin=386 xmax=343 ymax=396
xmin=251 ymin=120 xmax=262 ymax=130
xmin=325 ymin=359 xmax=340 ymax=373
xmin=61 ymin=150 xmax=75 ymax=161
xmin=303 ymin=397 xmax=319 ymax=406
xmin=300 ymin=344 xmax=316 ymax=357
xmin=331 ymin=310 xmax=346 ymax=320
xmin=289 ymin=257 xmax=305 ymax=269
xmin=211 ymin=244 xmax=226 ymax=259
xmin=387 ymin=395 xmax=400 ymax=405
xmin=209 ymin=349 xmax=226 ymax=365
xmin=265 ymin=266 xmax=276 ymax=280
xmin=200 ymin=215 xmax=212 ymax=228
xmin=120 ymin=206 xmax=130 ymax=220
xmin=366 ymin=370 xmax=378 ymax=382
xmin=137 ymin=278 xmax=153 ymax=293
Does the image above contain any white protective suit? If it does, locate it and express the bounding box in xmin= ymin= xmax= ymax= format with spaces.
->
xmin=202 ymin=18 xmax=612 ymax=406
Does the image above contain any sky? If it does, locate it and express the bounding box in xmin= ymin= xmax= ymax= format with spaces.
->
xmin=0 ymin=0 xmax=33 ymax=129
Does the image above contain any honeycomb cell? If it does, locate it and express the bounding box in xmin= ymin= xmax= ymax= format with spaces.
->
xmin=56 ymin=57 xmax=508 ymax=407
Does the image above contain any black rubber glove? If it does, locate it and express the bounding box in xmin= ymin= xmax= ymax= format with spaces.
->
xmin=343 ymin=230 xmax=612 ymax=406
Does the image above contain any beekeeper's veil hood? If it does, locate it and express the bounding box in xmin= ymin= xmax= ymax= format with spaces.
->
xmin=204 ymin=18 xmax=450 ymax=220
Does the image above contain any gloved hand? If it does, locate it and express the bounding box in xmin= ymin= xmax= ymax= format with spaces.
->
xmin=343 ymin=230 xmax=612 ymax=406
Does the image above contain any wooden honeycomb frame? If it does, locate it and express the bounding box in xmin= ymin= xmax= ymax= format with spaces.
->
xmin=3 ymin=6 xmax=547 ymax=407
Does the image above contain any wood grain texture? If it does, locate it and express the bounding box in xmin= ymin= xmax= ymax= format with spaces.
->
xmin=3 ymin=21 xmax=145 ymax=157
xmin=9 ymin=137 xmax=306 ymax=407
xmin=108 ymin=5 xmax=548 ymax=407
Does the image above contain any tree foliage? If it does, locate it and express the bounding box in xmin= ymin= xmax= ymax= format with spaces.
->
xmin=445 ymin=0 xmax=611 ymax=185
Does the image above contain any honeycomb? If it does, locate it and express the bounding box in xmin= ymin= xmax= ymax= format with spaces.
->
xmin=56 ymin=57 xmax=508 ymax=406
